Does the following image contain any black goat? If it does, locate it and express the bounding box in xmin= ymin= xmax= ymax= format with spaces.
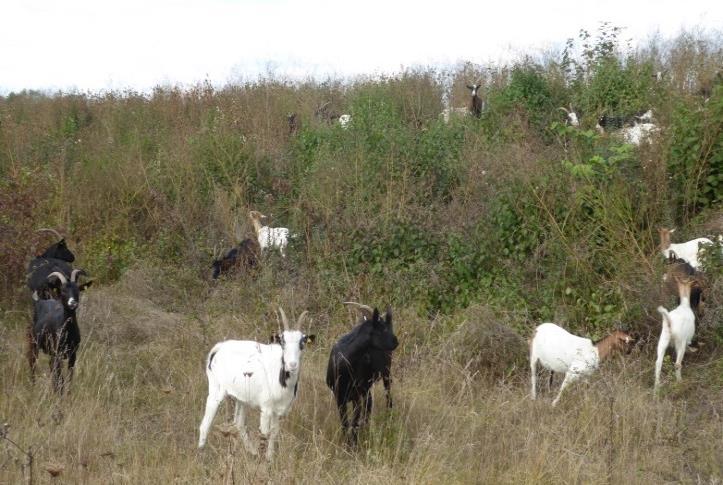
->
xmin=326 ymin=302 xmax=398 ymax=445
xmin=211 ymin=238 xmax=261 ymax=279
xmin=28 ymin=269 xmax=92 ymax=393
xmin=27 ymin=229 xmax=76 ymax=298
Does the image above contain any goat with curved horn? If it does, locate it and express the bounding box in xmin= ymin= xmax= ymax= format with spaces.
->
xmin=37 ymin=228 xmax=64 ymax=240
xmin=47 ymin=271 xmax=68 ymax=285
xmin=343 ymin=301 xmax=374 ymax=321
xmin=278 ymin=306 xmax=290 ymax=331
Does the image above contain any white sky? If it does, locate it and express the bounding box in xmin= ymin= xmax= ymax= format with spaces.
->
xmin=1 ymin=0 xmax=721 ymax=93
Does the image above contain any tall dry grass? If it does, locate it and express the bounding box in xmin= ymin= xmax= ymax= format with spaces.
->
xmin=1 ymin=265 xmax=722 ymax=484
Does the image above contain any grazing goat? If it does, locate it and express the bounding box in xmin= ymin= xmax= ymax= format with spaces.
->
xmin=326 ymin=302 xmax=398 ymax=445
xmin=198 ymin=308 xmax=314 ymax=460
xmin=211 ymin=238 xmax=260 ymax=279
xmin=655 ymin=278 xmax=696 ymax=390
xmin=338 ymin=114 xmax=352 ymax=129
xmin=530 ymin=323 xmax=634 ymax=406
xmin=28 ymin=269 xmax=92 ymax=393
xmin=248 ymin=210 xmax=291 ymax=257
xmin=27 ymin=229 xmax=76 ymax=298
xmin=658 ymin=227 xmax=715 ymax=270
xmin=559 ymin=106 xmax=580 ymax=127
xmin=663 ymin=257 xmax=704 ymax=318
xmin=287 ymin=113 xmax=299 ymax=135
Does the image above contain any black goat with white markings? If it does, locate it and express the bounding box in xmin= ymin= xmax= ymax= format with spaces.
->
xmin=27 ymin=228 xmax=76 ymax=299
xmin=326 ymin=302 xmax=398 ymax=445
xmin=28 ymin=269 xmax=91 ymax=393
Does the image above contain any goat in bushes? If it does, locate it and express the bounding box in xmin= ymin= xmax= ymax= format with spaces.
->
xmin=248 ymin=210 xmax=291 ymax=258
xmin=26 ymin=228 xmax=76 ymax=298
xmin=655 ymin=277 xmax=697 ymax=390
xmin=28 ymin=269 xmax=92 ymax=393
xmin=211 ymin=238 xmax=260 ymax=279
xmin=198 ymin=308 xmax=314 ymax=460
xmin=658 ymin=227 xmax=717 ymax=270
xmin=326 ymin=302 xmax=398 ymax=445
xmin=530 ymin=323 xmax=634 ymax=406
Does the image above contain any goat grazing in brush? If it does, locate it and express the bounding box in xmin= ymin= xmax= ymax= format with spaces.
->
xmin=338 ymin=114 xmax=352 ymax=129
xmin=248 ymin=210 xmax=291 ymax=258
xmin=26 ymin=228 xmax=76 ymax=298
xmin=658 ymin=227 xmax=716 ymax=270
xmin=663 ymin=257 xmax=704 ymax=320
xmin=655 ymin=278 xmax=697 ymax=390
xmin=326 ymin=302 xmax=398 ymax=445
xmin=211 ymin=238 xmax=261 ymax=279
xmin=529 ymin=323 xmax=634 ymax=406
xmin=28 ymin=269 xmax=92 ymax=393
xmin=287 ymin=113 xmax=299 ymax=136
xmin=559 ymin=106 xmax=580 ymax=127
xmin=198 ymin=308 xmax=314 ymax=460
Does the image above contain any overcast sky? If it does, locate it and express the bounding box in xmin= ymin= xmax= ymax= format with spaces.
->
xmin=1 ymin=0 xmax=721 ymax=93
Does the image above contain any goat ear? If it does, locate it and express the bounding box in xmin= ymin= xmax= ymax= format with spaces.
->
xmin=79 ymin=280 xmax=93 ymax=292
xmin=305 ymin=334 xmax=316 ymax=344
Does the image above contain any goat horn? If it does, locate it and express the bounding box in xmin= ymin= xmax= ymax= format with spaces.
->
xmin=71 ymin=269 xmax=87 ymax=282
xmin=278 ymin=306 xmax=290 ymax=331
xmin=37 ymin=228 xmax=64 ymax=240
xmin=559 ymin=107 xmax=570 ymax=114
xmin=343 ymin=301 xmax=374 ymax=320
xmin=47 ymin=271 xmax=67 ymax=285
xmin=296 ymin=311 xmax=309 ymax=330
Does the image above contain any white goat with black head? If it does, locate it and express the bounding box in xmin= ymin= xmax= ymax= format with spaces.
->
xmin=198 ymin=308 xmax=314 ymax=460
xmin=530 ymin=323 xmax=634 ymax=406
xmin=248 ymin=210 xmax=291 ymax=258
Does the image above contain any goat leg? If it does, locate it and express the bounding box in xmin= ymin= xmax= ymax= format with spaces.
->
xmin=26 ymin=328 xmax=38 ymax=383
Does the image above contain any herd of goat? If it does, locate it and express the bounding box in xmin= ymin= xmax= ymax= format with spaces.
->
xmin=18 ymin=80 xmax=720 ymax=458
xmin=289 ymin=80 xmax=677 ymax=147
xmin=22 ymin=215 xmax=719 ymax=460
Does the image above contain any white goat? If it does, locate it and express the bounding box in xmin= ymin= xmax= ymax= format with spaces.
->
xmin=658 ymin=227 xmax=715 ymax=270
xmin=248 ymin=210 xmax=291 ymax=257
xmin=621 ymin=122 xmax=658 ymax=145
xmin=654 ymin=278 xmax=695 ymax=390
xmin=559 ymin=106 xmax=580 ymax=127
xmin=338 ymin=114 xmax=351 ymax=129
xmin=530 ymin=323 xmax=633 ymax=406
xmin=198 ymin=308 xmax=314 ymax=460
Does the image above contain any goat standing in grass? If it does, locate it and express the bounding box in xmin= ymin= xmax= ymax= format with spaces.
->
xmin=248 ymin=210 xmax=291 ymax=258
xmin=211 ymin=238 xmax=260 ymax=279
xmin=198 ymin=308 xmax=314 ymax=460
xmin=655 ymin=278 xmax=696 ymax=391
xmin=326 ymin=303 xmax=398 ymax=445
xmin=29 ymin=270 xmax=92 ymax=393
xmin=529 ymin=323 xmax=634 ymax=406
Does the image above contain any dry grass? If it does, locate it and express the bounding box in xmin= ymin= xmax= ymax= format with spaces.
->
xmin=1 ymin=267 xmax=721 ymax=484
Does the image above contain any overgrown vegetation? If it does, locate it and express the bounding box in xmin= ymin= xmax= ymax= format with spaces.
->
xmin=0 ymin=26 xmax=721 ymax=483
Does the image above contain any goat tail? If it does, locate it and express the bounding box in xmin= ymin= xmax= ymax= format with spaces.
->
xmin=206 ymin=343 xmax=222 ymax=372
xmin=657 ymin=306 xmax=672 ymax=330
